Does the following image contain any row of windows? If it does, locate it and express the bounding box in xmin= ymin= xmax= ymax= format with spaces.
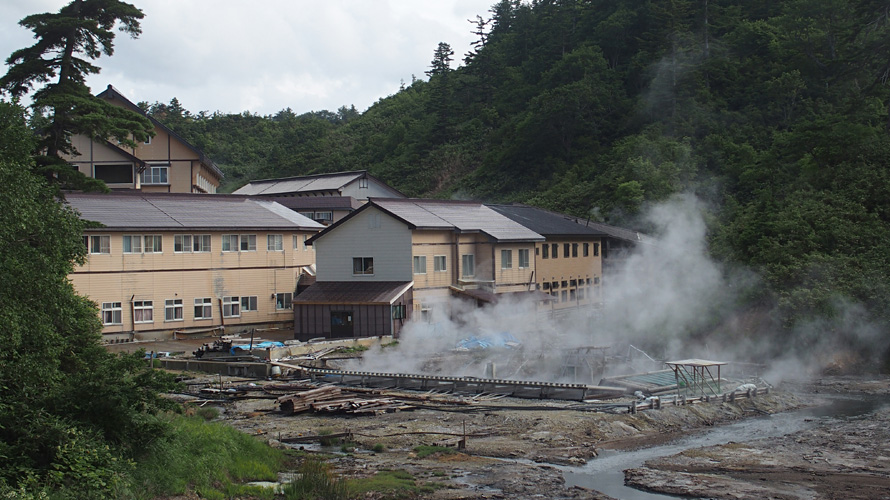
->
xmin=91 ymin=164 xmax=168 ymax=185
xmin=541 ymin=242 xmax=599 ymax=259
xmin=84 ymin=234 xmax=312 ymax=255
xmin=541 ymin=277 xmax=600 ymax=291
xmin=548 ymin=286 xmax=599 ymax=303
xmin=100 ymin=293 xmax=293 ymax=325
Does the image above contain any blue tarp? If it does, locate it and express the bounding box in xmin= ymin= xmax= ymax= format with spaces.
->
xmin=231 ymin=341 xmax=284 ymax=354
xmin=456 ymin=332 xmax=520 ymax=350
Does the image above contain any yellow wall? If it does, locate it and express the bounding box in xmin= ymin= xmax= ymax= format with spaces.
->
xmin=535 ymin=238 xmax=603 ymax=310
xmin=73 ymin=229 xmax=317 ymax=336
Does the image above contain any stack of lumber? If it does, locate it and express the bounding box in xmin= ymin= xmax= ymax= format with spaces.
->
xmin=276 ymin=385 xmax=414 ymax=416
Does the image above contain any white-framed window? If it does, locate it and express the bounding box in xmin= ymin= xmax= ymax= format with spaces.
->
xmin=434 ymin=255 xmax=447 ymax=272
xmin=222 ymin=296 xmax=240 ymax=317
xmin=501 ymin=249 xmax=512 ymax=269
xmin=221 ymin=234 xmax=238 ymax=252
xmin=461 ymin=254 xmax=475 ymax=277
xmin=241 ymin=296 xmax=258 ymax=312
xmin=519 ymin=249 xmax=530 ymax=269
xmin=101 ymin=302 xmax=122 ymax=325
xmin=143 ymin=165 xmax=168 ymax=185
xmin=174 ymin=235 xmax=192 ymax=253
xmin=315 ymin=211 xmax=333 ymax=223
xmin=122 ymin=235 xmax=142 ymax=254
xmin=359 ymin=177 xmax=369 ymax=188
xmin=133 ymin=300 xmax=153 ymax=323
xmin=165 ymin=299 xmax=183 ymax=322
xmin=144 ymin=235 xmax=162 ymax=253
xmin=298 ymin=212 xmax=314 ymax=219
xmin=194 ymin=234 xmax=211 ymax=252
xmin=89 ymin=235 xmax=110 ymax=254
xmin=583 ymin=243 xmax=590 ymax=257
xmin=275 ymin=292 xmax=292 ymax=310
xmin=303 ymin=234 xmax=311 ymax=251
xmin=353 ymin=257 xmax=374 ymax=275
xmin=413 ymin=255 xmax=427 ymax=274
xmin=267 ymin=234 xmax=283 ymax=251
xmin=144 ymin=135 xmax=151 ymax=145
xmin=240 ymin=234 xmax=256 ymax=251
xmin=194 ymin=297 xmax=212 ymax=319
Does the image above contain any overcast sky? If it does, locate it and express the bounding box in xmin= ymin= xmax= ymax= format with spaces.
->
xmin=0 ymin=0 xmax=495 ymax=116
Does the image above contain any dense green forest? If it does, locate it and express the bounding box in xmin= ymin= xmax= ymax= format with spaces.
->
xmin=145 ymin=0 xmax=890 ymax=359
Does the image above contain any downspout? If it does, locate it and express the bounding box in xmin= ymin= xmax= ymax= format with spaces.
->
xmin=490 ymin=242 xmax=496 ymax=292
xmin=129 ymin=294 xmax=136 ymax=333
xmin=452 ymin=231 xmax=460 ymax=287
xmin=218 ymin=298 xmax=225 ymax=327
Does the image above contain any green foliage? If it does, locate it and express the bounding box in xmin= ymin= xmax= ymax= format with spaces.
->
xmin=128 ymin=414 xmax=284 ymax=499
xmin=413 ymin=445 xmax=457 ymax=459
xmin=0 ymin=101 xmax=178 ymax=497
xmin=281 ymin=458 xmax=347 ymax=500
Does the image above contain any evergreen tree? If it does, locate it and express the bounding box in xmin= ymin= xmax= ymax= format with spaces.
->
xmin=0 ymin=0 xmax=153 ymax=191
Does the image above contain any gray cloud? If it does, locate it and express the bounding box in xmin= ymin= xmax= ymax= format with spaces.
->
xmin=0 ymin=0 xmax=494 ymax=114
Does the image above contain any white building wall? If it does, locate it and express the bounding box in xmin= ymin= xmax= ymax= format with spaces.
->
xmin=314 ymin=207 xmax=412 ymax=281
xmin=340 ymin=179 xmax=401 ymax=201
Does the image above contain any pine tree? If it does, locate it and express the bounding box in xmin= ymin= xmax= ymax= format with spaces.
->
xmin=0 ymin=0 xmax=154 ymax=191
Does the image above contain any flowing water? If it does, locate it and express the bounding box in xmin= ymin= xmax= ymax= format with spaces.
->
xmin=562 ymin=394 xmax=890 ymax=499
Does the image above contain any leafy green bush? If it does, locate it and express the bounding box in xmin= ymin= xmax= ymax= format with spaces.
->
xmin=281 ymin=458 xmax=347 ymax=500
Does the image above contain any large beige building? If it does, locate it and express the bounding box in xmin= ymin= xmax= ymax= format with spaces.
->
xmin=66 ymin=192 xmax=323 ymax=340
xmin=66 ymin=85 xmax=224 ymax=194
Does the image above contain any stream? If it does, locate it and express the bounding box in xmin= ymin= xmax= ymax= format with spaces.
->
xmin=561 ymin=393 xmax=890 ymax=499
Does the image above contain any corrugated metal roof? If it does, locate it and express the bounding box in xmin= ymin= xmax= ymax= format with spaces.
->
xmin=293 ymin=281 xmax=413 ymax=305
xmin=487 ymin=204 xmax=608 ymax=237
xmin=233 ymin=171 xmax=365 ymax=196
xmin=65 ymin=192 xmax=325 ymax=231
xmin=372 ymin=198 xmax=544 ymax=242
xmin=270 ymin=196 xmax=362 ymax=211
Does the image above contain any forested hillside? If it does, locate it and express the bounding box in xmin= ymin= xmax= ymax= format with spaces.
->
xmin=145 ymin=0 xmax=890 ymax=357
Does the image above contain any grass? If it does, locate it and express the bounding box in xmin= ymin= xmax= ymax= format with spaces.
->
xmin=345 ymin=469 xmax=440 ymax=498
xmin=281 ymin=458 xmax=348 ymax=500
xmin=127 ymin=413 xmax=284 ymax=499
xmin=413 ymin=445 xmax=458 ymax=459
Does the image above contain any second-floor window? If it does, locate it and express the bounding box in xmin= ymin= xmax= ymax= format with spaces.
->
xmin=501 ymin=249 xmax=512 ymax=269
xmin=194 ymin=298 xmax=212 ymax=319
xmin=165 ymin=299 xmax=183 ymax=322
xmin=413 ymin=256 xmax=427 ymax=274
xmin=461 ymin=254 xmax=475 ymax=277
xmin=143 ymin=165 xmax=168 ymax=185
xmin=519 ymin=249 xmax=530 ymax=268
xmin=434 ymin=255 xmax=447 ymax=272
xmin=353 ymin=257 xmax=374 ymax=275
xmin=222 ymin=296 xmax=240 ymax=317
xmin=133 ymin=300 xmax=153 ymax=323
xmin=89 ymin=235 xmax=110 ymax=254
xmin=267 ymin=234 xmax=283 ymax=251
xmin=101 ymin=302 xmax=122 ymax=325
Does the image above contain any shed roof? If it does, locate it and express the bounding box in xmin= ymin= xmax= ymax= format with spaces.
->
xmin=293 ymin=281 xmax=413 ymax=305
xmin=65 ymin=192 xmax=324 ymax=231
xmin=487 ymin=204 xmax=609 ymax=238
xmin=233 ymin=170 xmax=405 ymax=198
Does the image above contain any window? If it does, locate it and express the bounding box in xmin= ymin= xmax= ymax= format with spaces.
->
xmin=222 ymin=296 xmax=240 ymax=317
xmin=551 ymin=243 xmax=558 ymax=259
xmin=433 ymin=255 xmax=447 ymax=272
xmin=143 ymin=165 xmax=168 ymax=184
xmin=194 ymin=235 xmax=211 ymax=252
xmin=165 ymin=299 xmax=183 ymax=322
xmin=542 ymin=244 xmax=549 ymax=259
xmin=194 ymin=297 xmax=212 ymax=319
xmin=144 ymin=235 xmax=162 ymax=253
xmin=570 ymin=289 xmax=576 ymax=301
xmin=240 ymin=234 xmax=256 ymax=251
xmin=222 ymin=234 xmax=238 ymax=252
xmin=359 ymin=177 xmax=369 ymax=188
xmin=353 ymin=257 xmax=374 ymax=275
xmin=594 ymin=243 xmax=600 ymax=256
xmin=542 ymin=282 xmax=550 ymax=290
xmin=518 ymin=249 xmax=529 ymax=269
xmin=275 ymin=292 xmax=293 ymax=310
xmin=299 ymin=212 xmax=314 ymax=219
xmin=144 ymin=135 xmax=151 ymax=145
xmin=303 ymin=234 xmax=310 ymax=251
xmin=94 ymin=164 xmax=133 ymax=184
xmin=368 ymin=213 xmax=381 ymax=228
xmin=241 ymin=296 xmax=258 ymax=312
xmin=90 ymin=235 xmax=110 ymax=254
xmin=561 ymin=290 xmax=568 ymax=302
xmin=133 ymin=300 xmax=153 ymax=323
xmin=392 ymin=304 xmax=407 ymax=319
xmin=572 ymin=243 xmax=578 ymax=257
xmin=122 ymin=235 xmax=142 ymax=254
xmin=101 ymin=302 xmax=122 ymax=325
xmin=564 ymin=243 xmax=570 ymax=258
xmin=501 ymin=249 xmax=512 ymax=269
xmin=594 ymin=276 xmax=600 ymax=285
xmin=267 ymin=234 xmax=283 ymax=251
xmin=413 ymin=255 xmax=427 ymax=274
xmin=461 ymin=254 xmax=475 ymax=277
xmin=570 ymin=279 xmax=577 ymax=287
xmin=561 ymin=280 xmax=568 ymax=288
xmin=175 ymin=235 xmax=192 ymax=253
xmin=584 ymin=243 xmax=590 ymax=257
xmin=578 ymin=288 xmax=585 ymax=301
xmin=315 ymin=212 xmax=333 ymax=223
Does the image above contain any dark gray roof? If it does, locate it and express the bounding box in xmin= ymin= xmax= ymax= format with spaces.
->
xmin=233 ymin=170 xmax=405 ymax=198
xmin=371 ymin=198 xmax=544 ymax=242
xmin=269 ymin=196 xmax=362 ymax=211
xmin=65 ymin=192 xmax=324 ymax=231
xmin=488 ymin=204 xmax=650 ymax=244
xmin=293 ymin=281 xmax=413 ymax=305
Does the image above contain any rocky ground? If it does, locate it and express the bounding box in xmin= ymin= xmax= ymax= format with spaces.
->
xmin=624 ymin=376 xmax=890 ymax=500
xmin=177 ymin=370 xmax=867 ymax=500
